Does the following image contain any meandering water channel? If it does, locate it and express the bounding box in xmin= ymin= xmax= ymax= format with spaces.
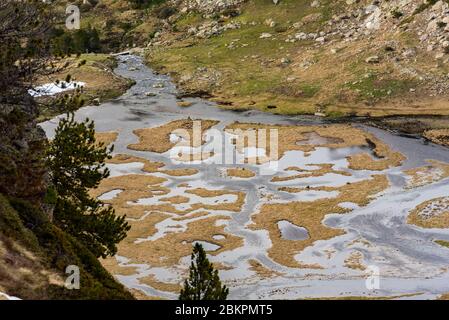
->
xmin=41 ymin=55 xmax=449 ymax=300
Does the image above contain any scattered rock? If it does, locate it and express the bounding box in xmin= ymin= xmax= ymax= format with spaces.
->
xmin=311 ymin=0 xmax=320 ymax=8
xmin=264 ymin=18 xmax=276 ymax=28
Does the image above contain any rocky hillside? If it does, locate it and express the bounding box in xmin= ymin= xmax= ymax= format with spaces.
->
xmin=9 ymin=2 xmax=448 ymax=156
xmin=61 ymin=0 xmax=449 ymax=139
xmin=139 ymin=0 xmax=449 ymax=117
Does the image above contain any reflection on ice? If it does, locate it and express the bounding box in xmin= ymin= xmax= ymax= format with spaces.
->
xmin=277 ymin=220 xmax=309 ymax=240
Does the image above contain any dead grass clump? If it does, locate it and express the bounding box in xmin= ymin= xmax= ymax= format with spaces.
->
xmin=249 ymin=175 xmax=389 ymax=268
xmin=278 ymin=186 xmax=336 ymax=193
xmin=347 ymin=147 xmax=405 ymax=171
xmin=116 ymin=216 xmax=243 ymax=267
xmin=407 ymin=197 xmax=449 ymax=229
xmin=272 ymin=163 xmax=351 ymax=182
xmin=107 ymin=154 xmax=199 ymax=176
xmin=90 ymin=174 xmax=182 ymax=219
xmin=0 ymin=237 xmax=64 ymax=300
xmin=344 ymin=251 xmax=366 ymax=271
xmin=101 ymin=257 xmax=139 ymax=276
xmin=95 ymin=131 xmax=118 ymax=146
xmin=172 ymin=211 xmax=210 ymax=221
xmin=129 ymin=289 xmax=166 ymax=300
xmin=177 ymin=101 xmax=193 ymax=107
xmin=160 ymin=196 xmax=190 ymax=204
xmin=226 ymin=167 xmax=256 ymax=178
xmin=308 ymin=293 xmax=422 ymax=300
xmin=107 ymin=154 xmax=165 ymax=172
xmin=139 ymin=275 xmax=182 ymax=293
xmin=186 ymin=188 xmax=246 ymax=212
xmin=91 ymin=174 xmax=167 ymax=206
xmin=213 ymin=262 xmax=234 ymax=271
xmin=423 ymin=129 xmax=449 ymax=147
xmin=161 ymin=168 xmax=199 ymax=176
xmin=224 ymin=122 xmax=404 ymax=169
xmin=438 ymin=293 xmax=449 ymax=300
xmin=173 ymin=151 xmax=215 ymax=162
xmin=404 ymin=160 xmax=449 ymax=189
xmin=248 ymin=259 xmax=283 ymax=278
xmin=125 ymin=212 xmax=171 ymax=243
xmin=128 ymin=119 xmax=219 ymax=153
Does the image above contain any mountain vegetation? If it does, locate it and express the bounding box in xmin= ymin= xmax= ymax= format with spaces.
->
xmin=0 ymin=0 xmax=132 ymax=299
xmin=179 ymin=243 xmax=229 ymax=300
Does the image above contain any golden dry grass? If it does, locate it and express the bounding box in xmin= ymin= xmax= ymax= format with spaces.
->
xmin=248 ymin=259 xmax=283 ymax=278
xmin=126 ymin=212 xmax=171 ymax=243
xmin=224 ymin=122 xmax=404 ymax=170
xmin=128 ymin=119 xmax=219 ymax=153
xmin=159 ymin=196 xmax=190 ymax=204
xmin=344 ymin=251 xmax=366 ymax=271
xmin=272 ymin=163 xmax=350 ymax=182
xmin=0 ymin=238 xmax=65 ymax=299
xmin=177 ymin=101 xmax=193 ymax=107
xmin=404 ymin=160 xmax=449 ymax=189
xmin=174 ymin=151 xmax=216 ymax=162
xmin=213 ymin=262 xmax=234 ymax=271
xmin=100 ymin=257 xmax=139 ymax=276
xmin=90 ymin=174 xmax=175 ymax=219
xmin=107 ymin=154 xmax=199 ymax=177
xmin=161 ymin=168 xmax=199 ymax=176
xmin=129 ymin=289 xmax=166 ymax=300
xmin=177 ymin=183 xmax=190 ymax=188
xmin=91 ymin=174 xmax=167 ymax=203
xmin=171 ymin=211 xmax=210 ymax=222
xmin=185 ymin=188 xmax=246 ymax=212
xmin=407 ymin=197 xmax=449 ymax=229
xmin=350 ymin=145 xmax=403 ymax=171
xmin=117 ymin=215 xmax=243 ymax=267
xmin=226 ymin=167 xmax=256 ymax=178
xmin=139 ymin=275 xmax=182 ymax=293
xmin=95 ymin=131 xmax=118 ymax=146
xmin=423 ymin=129 xmax=449 ymax=147
xmin=36 ymin=54 xmax=132 ymax=121
xmin=107 ymin=154 xmax=165 ymax=172
xmin=307 ymin=293 xmax=422 ymax=300
xmin=438 ymin=293 xmax=449 ymax=300
xmin=249 ymin=175 xmax=389 ymax=268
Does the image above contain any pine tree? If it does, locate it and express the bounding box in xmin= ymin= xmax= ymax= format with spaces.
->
xmin=47 ymin=113 xmax=130 ymax=258
xmin=179 ymin=243 xmax=229 ymax=300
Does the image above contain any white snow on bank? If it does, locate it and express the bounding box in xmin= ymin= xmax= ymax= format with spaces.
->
xmin=28 ymin=81 xmax=85 ymax=97
xmin=0 ymin=291 xmax=21 ymax=300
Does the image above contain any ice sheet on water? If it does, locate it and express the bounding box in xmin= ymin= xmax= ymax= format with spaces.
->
xmin=28 ymin=81 xmax=85 ymax=97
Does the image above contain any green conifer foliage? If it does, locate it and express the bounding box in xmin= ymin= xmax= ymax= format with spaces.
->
xmin=47 ymin=113 xmax=130 ymax=258
xmin=179 ymin=243 xmax=229 ymax=300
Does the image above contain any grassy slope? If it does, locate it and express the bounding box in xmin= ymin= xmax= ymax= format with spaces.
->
xmin=0 ymin=194 xmax=134 ymax=299
xmin=49 ymin=1 xmax=449 ymax=118
xmin=145 ymin=0 xmax=449 ymax=117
